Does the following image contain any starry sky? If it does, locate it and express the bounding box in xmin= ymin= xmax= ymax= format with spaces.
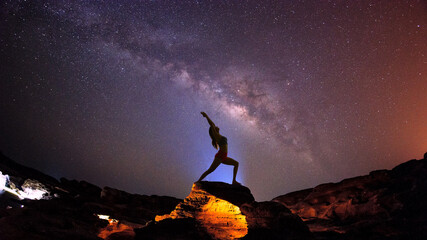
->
xmin=1 ymin=0 xmax=426 ymax=201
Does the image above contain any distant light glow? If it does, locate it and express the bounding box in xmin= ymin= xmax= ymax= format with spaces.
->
xmin=97 ymin=214 xmax=110 ymax=221
xmin=96 ymin=214 xmax=118 ymax=224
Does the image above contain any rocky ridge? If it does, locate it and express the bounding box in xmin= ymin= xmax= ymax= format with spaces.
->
xmin=0 ymin=152 xmax=181 ymax=240
xmin=273 ymin=156 xmax=427 ymax=239
xmin=1 ymin=151 xmax=426 ymax=239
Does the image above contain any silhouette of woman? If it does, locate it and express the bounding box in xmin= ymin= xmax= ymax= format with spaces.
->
xmin=197 ymin=112 xmax=241 ymax=185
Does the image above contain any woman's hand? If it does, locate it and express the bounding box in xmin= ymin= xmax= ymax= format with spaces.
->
xmin=201 ymin=112 xmax=215 ymax=127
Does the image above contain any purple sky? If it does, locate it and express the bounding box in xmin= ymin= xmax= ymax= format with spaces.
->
xmin=1 ymin=0 xmax=426 ymax=200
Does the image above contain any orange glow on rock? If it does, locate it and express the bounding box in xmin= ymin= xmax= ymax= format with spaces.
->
xmin=155 ymin=183 xmax=248 ymax=239
xmin=97 ymin=215 xmax=135 ymax=240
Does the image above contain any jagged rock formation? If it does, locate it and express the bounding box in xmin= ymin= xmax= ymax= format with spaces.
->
xmin=273 ymin=156 xmax=427 ymax=239
xmin=0 ymin=152 xmax=181 ymax=240
xmin=2 ymin=151 xmax=427 ymax=240
xmin=141 ymin=181 xmax=312 ymax=240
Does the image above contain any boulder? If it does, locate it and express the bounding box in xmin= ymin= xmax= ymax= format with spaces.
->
xmin=147 ymin=181 xmax=311 ymax=240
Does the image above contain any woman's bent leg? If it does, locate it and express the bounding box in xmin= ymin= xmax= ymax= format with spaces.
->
xmin=197 ymin=158 xmax=222 ymax=182
xmin=222 ymin=157 xmax=240 ymax=184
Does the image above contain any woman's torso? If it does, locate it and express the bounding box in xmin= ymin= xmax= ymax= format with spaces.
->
xmin=217 ymin=136 xmax=228 ymax=152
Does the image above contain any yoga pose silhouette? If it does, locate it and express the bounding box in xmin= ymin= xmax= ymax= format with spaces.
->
xmin=197 ymin=112 xmax=241 ymax=185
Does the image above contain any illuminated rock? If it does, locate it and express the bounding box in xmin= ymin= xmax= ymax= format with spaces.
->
xmin=0 ymin=171 xmax=9 ymax=193
xmin=98 ymin=221 xmax=135 ymax=240
xmin=155 ymin=182 xmax=251 ymax=239
xmin=96 ymin=214 xmax=141 ymax=240
xmin=20 ymin=179 xmax=50 ymax=200
xmin=151 ymin=181 xmax=312 ymax=240
xmin=0 ymin=171 xmax=50 ymax=200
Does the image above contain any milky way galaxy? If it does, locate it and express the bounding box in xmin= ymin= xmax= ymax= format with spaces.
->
xmin=1 ymin=1 xmax=426 ymax=200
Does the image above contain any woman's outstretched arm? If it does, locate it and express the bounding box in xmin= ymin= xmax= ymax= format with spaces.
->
xmin=201 ymin=112 xmax=215 ymax=127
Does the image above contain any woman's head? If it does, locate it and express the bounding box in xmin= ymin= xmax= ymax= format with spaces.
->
xmin=209 ymin=126 xmax=219 ymax=149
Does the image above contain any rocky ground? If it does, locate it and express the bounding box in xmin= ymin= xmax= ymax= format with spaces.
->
xmin=0 ymin=152 xmax=181 ymax=240
xmin=273 ymin=155 xmax=427 ymax=240
xmin=0 ymin=151 xmax=426 ymax=239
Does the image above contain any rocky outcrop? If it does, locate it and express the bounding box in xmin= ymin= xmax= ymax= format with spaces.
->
xmin=154 ymin=182 xmax=252 ymax=239
xmin=0 ymin=152 xmax=181 ymax=240
xmin=2 ymin=150 xmax=427 ymax=240
xmin=143 ymin=181 xmax=312 ymax=240
xmin=273 ymin=156 xmax=427 ymax=239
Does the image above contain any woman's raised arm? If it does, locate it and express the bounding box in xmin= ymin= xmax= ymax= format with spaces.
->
xmin=201 ymin=112 xmax=215 ymax=127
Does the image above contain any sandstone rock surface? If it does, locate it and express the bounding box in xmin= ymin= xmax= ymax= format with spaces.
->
xmin=145 ymin=181 xmax=312 ymax=240
xmin=273 ymin=156 xmax=427 ymax=239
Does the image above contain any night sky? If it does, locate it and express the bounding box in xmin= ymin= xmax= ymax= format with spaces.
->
xmin=1 ymin=0 xmax=426 ymax=201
